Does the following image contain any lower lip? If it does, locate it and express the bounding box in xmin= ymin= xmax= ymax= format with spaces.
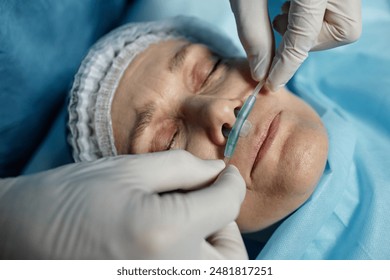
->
xmin=253 ymin=112 xmax=281 ymax=169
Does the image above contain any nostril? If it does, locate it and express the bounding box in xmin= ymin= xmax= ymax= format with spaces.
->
xmin=234 ymin=107 xmax=241 ymax=117
xmin=222 ymin=124 xmax=231 ymax=138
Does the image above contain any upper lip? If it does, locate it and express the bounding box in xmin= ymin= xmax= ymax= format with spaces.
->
xmin=249 ymin=110 xmax=280 ymax=177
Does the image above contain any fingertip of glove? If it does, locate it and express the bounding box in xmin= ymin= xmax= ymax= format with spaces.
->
xmin=219 ymin=165 xmax=246 ymax=197
xmin=250 ymin=57 xmax=269 ymax=83
xmin=204 ymin=159 xmax=226 ymax=171
xmin=223 ymin=164 xmax=240 ymax=175
xmin=265 ymin=80 xmax=283 ymax=93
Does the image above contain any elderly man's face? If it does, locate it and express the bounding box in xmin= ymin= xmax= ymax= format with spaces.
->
xmin=111 ymin=39 xmax=328 ymax=232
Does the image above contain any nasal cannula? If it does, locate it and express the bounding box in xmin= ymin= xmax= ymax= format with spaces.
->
xmin=224 ymin=82 xmax=263 ymax=163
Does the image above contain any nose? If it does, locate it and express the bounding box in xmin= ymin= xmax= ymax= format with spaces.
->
xmin=182 ymin=96 xmax=243 ymax=146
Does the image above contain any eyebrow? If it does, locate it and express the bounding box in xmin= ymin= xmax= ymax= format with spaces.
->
xmin=168 ymin=42 xmax=192 ymax=73
xmin=128 ymin=103 xmax=156 ymax=153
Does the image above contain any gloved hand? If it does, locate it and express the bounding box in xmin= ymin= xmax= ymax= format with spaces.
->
xmin=230 ymin=0 xmax=362 ymax=91
xmin=0 ymin=150 xmax=247 ymax=259
xmin=230 ymin=0 xmax=275 ymax=89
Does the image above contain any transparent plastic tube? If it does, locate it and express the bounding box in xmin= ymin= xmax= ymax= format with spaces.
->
xmin=223 ymin=82 xmax=262 ymax=163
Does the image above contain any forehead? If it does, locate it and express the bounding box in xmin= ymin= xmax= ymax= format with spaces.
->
xmin=115 ymin=39 xmax=189 ymax=104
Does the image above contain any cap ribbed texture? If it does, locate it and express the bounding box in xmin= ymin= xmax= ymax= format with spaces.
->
xmin=68 ymin=16 xmax=240 ymax=162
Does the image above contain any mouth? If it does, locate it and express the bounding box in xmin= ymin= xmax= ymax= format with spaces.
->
xmin=250 ymin=111 xmax=281 ymax=176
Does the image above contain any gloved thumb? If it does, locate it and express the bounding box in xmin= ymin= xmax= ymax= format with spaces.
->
xmin=126 ymin=150 xmax=225 ymax=193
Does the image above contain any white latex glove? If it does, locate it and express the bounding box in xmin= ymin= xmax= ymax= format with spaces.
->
xmin=0 ymin=150 xmax=247 ymax=259
xmin=230 ymin=0 xmax=362 ymax=91
xmin=230 ymin=0 xmax=275 ymax=88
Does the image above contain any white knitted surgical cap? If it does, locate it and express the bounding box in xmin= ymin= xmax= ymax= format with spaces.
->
xmin=68 ymin=16 xmax=241 ymax=162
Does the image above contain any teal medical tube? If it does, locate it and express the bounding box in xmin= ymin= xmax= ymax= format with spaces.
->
xmin=223 ymin=82 xmax=262 ymax=162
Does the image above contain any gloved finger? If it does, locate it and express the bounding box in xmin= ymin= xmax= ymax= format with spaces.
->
xmin=123 ymin=150 xmax=225 ymax=193
xmin=230 ymin=0 xmax=275 ymax=82
xmin=312 ymin=0 xmax=362 ymax=51
xmin=157 ymin=165 xmax=246 ymax=239
xmin=266 ymin=0 xmax=327 ymax=91
xmin=273 ymin=0 xmax=362 ymax=52
xmin=203 ymin=222 xmax=248 ymax=259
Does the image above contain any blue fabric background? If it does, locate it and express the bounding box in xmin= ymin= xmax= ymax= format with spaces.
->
xmin=0 ymin=0 xmax=127 ymax=176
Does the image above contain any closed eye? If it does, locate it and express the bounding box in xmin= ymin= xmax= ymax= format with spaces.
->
xmin=167 ymin=130 xmax=178 ymax=150
xmin=200 ymin=58 xmax=221 ymax=89
xmin=151 ymin=121 xmax=179 ymax=152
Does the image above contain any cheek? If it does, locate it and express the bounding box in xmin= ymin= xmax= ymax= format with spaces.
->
xmin=278 ymin=121 xmax=328 ymax=192
xmin=272 ymin=93 xmax=329 ymax=193
xmin=249 ymin=112 xmax=328 ymax=195
xmin=183 ymin=132 xmax=222 ymax=160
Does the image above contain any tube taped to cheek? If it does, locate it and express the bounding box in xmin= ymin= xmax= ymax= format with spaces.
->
xmin=239 ymin=119 xmax=252 ymax=137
